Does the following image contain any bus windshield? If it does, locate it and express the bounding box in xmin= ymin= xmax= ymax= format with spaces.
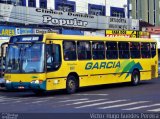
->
xmin=6 ymin=43 xmax=44 ymax=73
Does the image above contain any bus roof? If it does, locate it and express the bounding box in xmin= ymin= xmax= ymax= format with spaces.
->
xmin=10 ymin=33 xmax=156 ymax=43
xmin=44 ymin=33 xmax=156 ymax=43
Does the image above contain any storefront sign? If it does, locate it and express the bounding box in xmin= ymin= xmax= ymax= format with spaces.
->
xmin=139 ymin=31 xmax=150 ymax=38
xmin=43 ymin=16 xmax=88 ymax=27
xmin=34 ymin=29 xmax=59 ymax=34
xmin=106 ymin=30 xmax=149 ymax=38
xmin=0 ymin=26 xmax=15 ymax=37
xmin=108 ymin=17 xmax=129 ymax=30
xmin=37 ymin=8 xmax=94 ymax=28
xmin=106 ymin=30 xmax=138 ymax=38
xmin=16 ymin=28 xmax=33 ymax=35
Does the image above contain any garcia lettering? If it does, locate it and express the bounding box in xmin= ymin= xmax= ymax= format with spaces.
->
xmin=85 ymin=61 xmax=120 ymax=70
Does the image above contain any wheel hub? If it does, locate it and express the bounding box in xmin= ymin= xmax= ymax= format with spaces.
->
xmin=134 ymin=75 xmax=138 ymax=83
xmin=69 ymin=81 xmax=75 ymax=89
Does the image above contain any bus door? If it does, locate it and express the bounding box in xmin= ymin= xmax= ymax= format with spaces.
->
xmin=0 ymin=42 xmax=8 ymax=78
xmin=45 ymin=41 xmax=62 ymax=90
xmin=46 ymin=41 xmax=61 ymax=72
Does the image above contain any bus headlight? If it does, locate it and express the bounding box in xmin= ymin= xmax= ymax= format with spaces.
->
xmin=6 ymin=80 xmax=11 ymax=83
xmin=31 ymin=80 xmax=35 ymax=84
xmin=31 ymin=80 xmax=43 ymax=84
xmin=35 ymin=80 xmax=39 ymax=84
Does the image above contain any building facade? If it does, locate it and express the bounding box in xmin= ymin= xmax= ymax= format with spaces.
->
xmin=0 ymin=0 xmax=128 ymax=18
xmin=0 ymin=0 xmax=141 ymax=43
xmin=128 ymin=0 xmax=160 ymax=26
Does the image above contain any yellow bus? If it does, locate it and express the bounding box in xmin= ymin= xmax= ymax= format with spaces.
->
xmin=4 ymin=33 xmax=158 ymax=94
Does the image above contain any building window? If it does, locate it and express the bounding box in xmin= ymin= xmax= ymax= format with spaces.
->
xmin=111 ymin=7 xmax=125 ymax=18
xmin=57 ymin=5 xmax=72 ymax=12
xmin=40 ymin=0 xmax=47 ymax=8
xmin=55 ymin=0 xmax=75 ymax=12
xmin=0 ymin=0 xmax=13 ymax=4
xmin=28 ymin=0 xmax=36 ymax=7
xmin=88 ymin=4 xmax=105 ymax=16
xmin=0 ymin=0 xmax=26 ymax=6
xmin=18 ymin=0 xmax=26 ymax=6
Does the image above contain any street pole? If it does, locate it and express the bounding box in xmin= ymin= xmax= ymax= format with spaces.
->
xmin=123 ymin=4 xmax=127 ymax=18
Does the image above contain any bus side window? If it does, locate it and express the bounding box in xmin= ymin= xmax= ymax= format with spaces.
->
xmin=92 ymin=41 xmax=105 ymax=60
xmin=130 ymin=42 xmax=140 ymax=59
xmin=63 ymin=41 xmax=77 ymax=61
xmin=141 ymin=42 xmax=151 ymax=58
xmin=118 ymin=42 xmax=130 ymax=59
xmin=151 ymin=43 xmax=156 ymax=58
xmin=77 ymin=41 xmax=91 ymax=60
xmin=106 ymin=42 xmax=118 ymax=59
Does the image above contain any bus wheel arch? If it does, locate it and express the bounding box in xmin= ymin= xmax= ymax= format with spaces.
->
xmin=131 ymin=69 xmax=140 ymax=86
xmin=66 ymin=72 xmax=79 ymax=94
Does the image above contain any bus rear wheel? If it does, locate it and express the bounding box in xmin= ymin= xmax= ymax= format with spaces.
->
xmin=66 ymin=75 xmax=78 ymax=94
xmin=131 ymin=70 xmax=140 ymax=86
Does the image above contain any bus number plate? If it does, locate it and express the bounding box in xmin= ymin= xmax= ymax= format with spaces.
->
xmin=18 ymin=86 xmax=24 ymax=89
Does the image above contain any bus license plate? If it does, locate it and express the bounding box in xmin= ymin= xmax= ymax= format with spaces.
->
xmin=18 ymin=86 xmax=24 ymax=89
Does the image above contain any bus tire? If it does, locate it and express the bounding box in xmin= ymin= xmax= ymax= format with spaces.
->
xmin=33 ymin=90 xmax=44 ymax=96
xmin=66 ymin=75 xmax=78 ymax=94
xmin=131 ymin=70 xmax=140 ymax=86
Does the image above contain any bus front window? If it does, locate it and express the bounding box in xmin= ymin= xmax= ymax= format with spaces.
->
xmin=6 ymin=43 xmax=45 ymax=73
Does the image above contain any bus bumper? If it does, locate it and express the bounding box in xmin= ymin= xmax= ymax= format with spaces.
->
xmin=5 ymin=82 xmax=30 ymax=90
xmin=30 ymin=81 xmax=46 ymax=90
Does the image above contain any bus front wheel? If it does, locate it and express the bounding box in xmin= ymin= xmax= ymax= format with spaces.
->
xmin=66 ymin=75 xmax=78 ymax=94
xmin=131 ymin=70 xmax=140 ymax=86
xmin=32 ymin=90 xmax=45 ymax=96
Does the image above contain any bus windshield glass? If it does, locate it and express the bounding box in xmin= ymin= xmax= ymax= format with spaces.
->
xmin=6 ymin=43 xmax=44 ymax=73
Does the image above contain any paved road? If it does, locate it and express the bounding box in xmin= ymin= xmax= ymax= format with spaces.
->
xmin=0 ymin=78 xmax=160 ymax=115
